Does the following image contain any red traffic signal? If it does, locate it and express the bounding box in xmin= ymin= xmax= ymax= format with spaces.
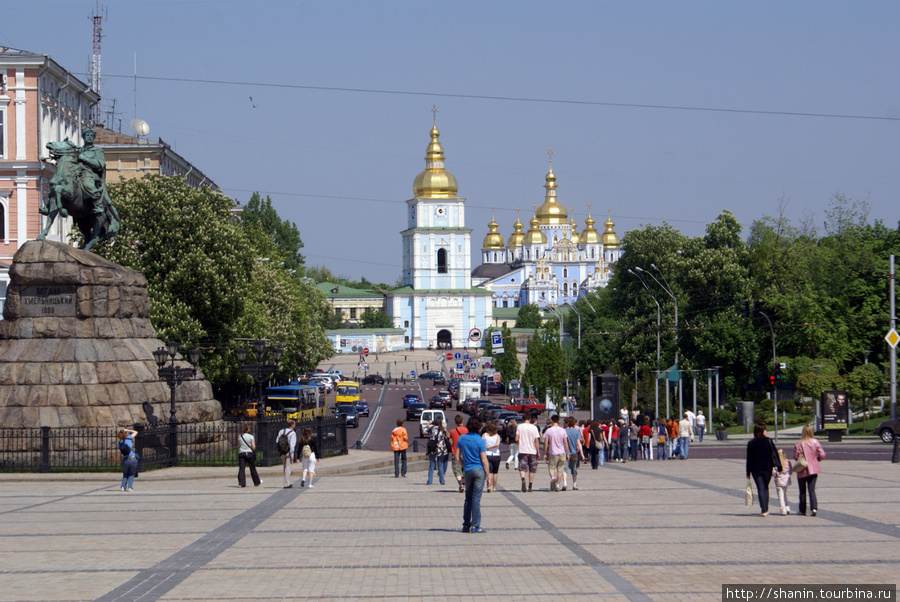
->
xmin=769 ymin=375 xmax=776 ymax=387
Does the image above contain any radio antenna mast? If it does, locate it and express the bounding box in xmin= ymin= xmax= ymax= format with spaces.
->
xmin=89 ymin=1 xmax=107 ymax=125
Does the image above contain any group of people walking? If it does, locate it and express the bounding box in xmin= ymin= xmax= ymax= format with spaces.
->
xmin=746 ymin=423 xmax=825 ymax=517
xmin=237 ymin=418 xmax=320 ymax=489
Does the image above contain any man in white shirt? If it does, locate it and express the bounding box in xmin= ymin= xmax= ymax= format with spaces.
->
xmin=542 ymin=415 xmax=569 ymax=492
xmin=515 ymin=414 xmax=541 ymax=493
xmin=278 ymin=419 xmax=298 ymax=488
xmin=678 ymin=413 xmax=692 ymax=460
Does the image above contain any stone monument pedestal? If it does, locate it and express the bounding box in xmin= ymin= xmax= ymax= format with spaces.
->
xmin=0 ymin=240 xmax=222 ymax=429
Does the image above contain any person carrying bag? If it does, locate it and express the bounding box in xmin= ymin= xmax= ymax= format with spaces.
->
xmin=237 ymin=424 xmax=261 ymax=488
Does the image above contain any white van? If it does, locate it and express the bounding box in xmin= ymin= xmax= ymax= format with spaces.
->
xmin=419 ymin=409 xmax=446 ymax=438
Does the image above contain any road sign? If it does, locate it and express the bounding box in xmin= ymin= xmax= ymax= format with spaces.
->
xmin=454 ymin=352 xmax=461 ymax=360
xmin=886 ymin=328 xmax=900 ymax=349
xmin=410 ymin=370 xmax=416 ymax=377
xmin=363 ymin=347 xmax=369 ymax=356
xmin=469 ymin=362 xmax=477 ymax=369
xmin=469 ymin=328 xmax=482 ymax=342
xmin=484 ymin=361 xmax=491 ymax=369
xmin=456 ymin=363 xmax=463 ymax=370
xmin=491 ymin=332 xmax=502 ymax=346
xmin=446 ymin=352 xmax=453 ymax=360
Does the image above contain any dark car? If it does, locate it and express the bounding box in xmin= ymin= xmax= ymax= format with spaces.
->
xmin=428 ymin=395 xmax=447 ymax=409
xmin=418 ymin=370 xmax=443 ymax=379
xmin=403 ymin=394 xmax=421 ymax=408
xmin=334 ymin=404 xmax=359 ymax=428
xmin=432 ymin=375 xmax=446 ymax=386
xmin=355 ymin=400 xmax=370 ymax=417
xmin=405 ymin=402 xmax=427 ymax=421
xmin=362 ymin=374 xmax=385 ymax=385
xmin=876 ymin=418 xmax=900 ymax=443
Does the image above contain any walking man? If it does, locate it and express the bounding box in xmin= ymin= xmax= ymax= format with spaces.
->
xmin=516 ymin=413 xmax=541 ymax=492
xmin=278 ymin=419 xmax=297 ymax=488
xmin=542 ymin=414 xmax=568 ymax=491
xmin=455 ymin=417 xmax=490 ymax=533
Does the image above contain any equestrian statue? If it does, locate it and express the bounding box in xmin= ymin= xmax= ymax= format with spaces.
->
xmin=37 ymin=126 xmax=120 ymax=251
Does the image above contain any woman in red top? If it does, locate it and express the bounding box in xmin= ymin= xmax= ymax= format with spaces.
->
xmin=638 ymin=418 xmax=653 ymax=460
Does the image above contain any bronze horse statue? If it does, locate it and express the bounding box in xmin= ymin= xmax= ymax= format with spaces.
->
xmin=37 ymin=139 xmax=120 ymax=251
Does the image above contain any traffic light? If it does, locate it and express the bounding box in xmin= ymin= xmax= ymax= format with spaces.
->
xmin=753 ymin=301 xmax=763 ymax=320
xmin=774 ymin=362 xmax=782 ymax=381
xmin=769 ymin=374 xmax=776 ymax=387
xmin=740 ymin=301 xmax=750 ymax=318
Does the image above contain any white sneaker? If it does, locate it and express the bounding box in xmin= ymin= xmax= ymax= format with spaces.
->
xmin=127 ymin=487 xmax=133 ymax=492
xmin=120 ymin=486 xmax=125 ymax=492
xmin=308 ymin=484 xmax=314 ymax=489
xmin=573 ymin=483 xmax=578 ymax=490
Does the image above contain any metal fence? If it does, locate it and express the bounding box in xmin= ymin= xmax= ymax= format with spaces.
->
xmin=0 ymin=416 xmax=347 ymax=473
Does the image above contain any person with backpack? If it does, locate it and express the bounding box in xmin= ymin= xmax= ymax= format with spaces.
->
xmin=426 ymin=418 xmax=450 ymax=486
xmin=298 ymin=427 xmax=318 ymax=489
xmin=117 ymin=428 xmax=139 ymax=492
xmin=237 ymin=424 xmax=262 ymax=488
xmin=277 ymin=419 xmax=297 ymax=488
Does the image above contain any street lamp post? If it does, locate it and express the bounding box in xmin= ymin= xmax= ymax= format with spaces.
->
xmin=152 ymin=341 xmax=201 ymax=467
xmin=629 ymin=268 xmax=662 ymax=420
xmin=236 ymin=339 xmax=284 ymax=411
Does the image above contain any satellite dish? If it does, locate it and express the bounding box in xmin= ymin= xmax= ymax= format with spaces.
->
xmin=129 ymin=119 xmax=150 ymax=136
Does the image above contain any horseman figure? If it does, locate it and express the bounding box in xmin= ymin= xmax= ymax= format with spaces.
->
xmin=38 ymin=126 xmax=120 ymax=251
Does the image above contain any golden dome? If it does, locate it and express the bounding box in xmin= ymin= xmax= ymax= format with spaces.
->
xmin=569 ymin=214 xmax=580 ymax=245
xmin=580 ymin=210 xmax=601 ymax=244
xmin=602 ymin=209 xmax=620 ymax=248
xmin=507 ymin=212 xmax=525 ymax=248
xmin=482 ymin=211 xmax=505 ymax=250
xmin=413 ymin=124 xmax=459 ymax=198
xmin=535 ymin=163 xmax=568 ymax=224
xmin=523 ymin=211 xmax=547 ymax=245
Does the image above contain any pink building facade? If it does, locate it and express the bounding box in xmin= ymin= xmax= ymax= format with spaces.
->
xmin=0 ymin=48 xmax=97 ymax=309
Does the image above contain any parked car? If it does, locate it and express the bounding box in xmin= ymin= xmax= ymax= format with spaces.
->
xmin=406 ymin=402 xmax=427 ymax=422
xmin=229 ymin=401 xmax=258 ymax=419
xmin=355 ymin=400 xmax=370 ymax=417
xmin=419 ymin=409 xmax=446 ymax=437
xmin=403 ymin=394 xmax=421 ymax=408
xmin=876 ymin=418 xmax=900 ymax=443
xmin=481 ymin=381 xmax=506 ymax=396
xmin=418 ymin=370 xmax=443 ymax=379
xmin=362 ymin=374 xmax=385 ymax=385
xmin=478 ymin=403 xmax=502 ymax=422
xmin=326 ymin=369 xmax=344 ymax=381
xmin=432 ymin=375 xmax=446 ymax=386
xmin=334 ymin=403 xmax=359 ymax=428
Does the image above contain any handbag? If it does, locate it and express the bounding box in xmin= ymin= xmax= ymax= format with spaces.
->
xmin=793 ymin=444 xmax=809 ymax=473
xmin=657 ymin=435 xmax=666 ymax=446
xmin=745 ymin=477 xmax=753 ymax=508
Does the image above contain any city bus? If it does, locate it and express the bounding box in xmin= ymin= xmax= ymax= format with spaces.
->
xmin=265 ymin=384 xmax=324 ymax=420
xmin=335 ymin=380 xmax=361 ymax=406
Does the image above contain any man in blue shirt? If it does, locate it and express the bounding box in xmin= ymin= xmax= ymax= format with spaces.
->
xmin=454 ymin=417 xmax=490 ymax=533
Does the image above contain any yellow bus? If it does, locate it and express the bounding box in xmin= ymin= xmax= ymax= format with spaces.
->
xmin=335 ymin=380 xmax=361 ymax=406
xmin=265 ymin=384 xmax=324 ymax=420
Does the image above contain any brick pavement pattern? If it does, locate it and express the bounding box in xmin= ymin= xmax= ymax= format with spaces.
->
xmin=1 ymin=456 xmax=898 ymax=601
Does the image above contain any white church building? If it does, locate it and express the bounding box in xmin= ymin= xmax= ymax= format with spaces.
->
xmin=384 ymin=122 xmax=493 ymax=350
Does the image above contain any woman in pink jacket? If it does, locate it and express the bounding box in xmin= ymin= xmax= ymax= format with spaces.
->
xmin=793 ymin=425 xmax=826 ymax=516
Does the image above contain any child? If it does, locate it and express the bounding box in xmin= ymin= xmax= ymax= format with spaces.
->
xmin=774 ymin=448 xmax=793 ymax=515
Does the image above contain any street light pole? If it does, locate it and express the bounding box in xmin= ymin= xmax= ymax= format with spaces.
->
xmin=152 ymin=341 xmax=201 ymax=467
xmin=236 ymin=339 xmax=284 ymax=412
xmin=629 ymin=268 xmax=661 ymax=421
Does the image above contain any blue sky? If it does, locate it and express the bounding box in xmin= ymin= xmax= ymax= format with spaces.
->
xmin=3 ymin=0 xmax=897 ymax=284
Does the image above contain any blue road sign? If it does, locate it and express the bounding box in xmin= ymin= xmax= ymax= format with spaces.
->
xmin=456 ymin=363 xmax=463 ymax=370
xmin=491 ymin=332 xmax=502 ymax=346
xmin=411 ymin=371 xmax=416 ymax=377
xmin=454 ymin=352 xmax=461 ymax=360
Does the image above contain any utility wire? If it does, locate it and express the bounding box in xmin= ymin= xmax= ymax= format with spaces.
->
xmin=100 ymin=73 xmax=900 ymax=122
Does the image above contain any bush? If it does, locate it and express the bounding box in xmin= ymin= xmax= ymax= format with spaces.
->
xmin=759 ymin=399 xmax=774 ymax=412
xmin=779 ymin=399 xmax=796 ymax=413
xmin=713 ymin=408 xmax=735 ymax=428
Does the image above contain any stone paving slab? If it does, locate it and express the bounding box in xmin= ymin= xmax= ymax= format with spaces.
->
xmin=0 ymin=455 xmax=898 ymax=601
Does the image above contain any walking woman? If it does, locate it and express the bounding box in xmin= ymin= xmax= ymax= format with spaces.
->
xmin=482 ymin=422 xmax=502 ymax=492
xmin=746 ymin=423 xmax=781 ymax=516
xmin=655 ymin=417 xmax=667 ymax=460
xmin=794 ymin=425 xmax=826 ymax=516
xmin=237 ymin=424 xmax=262 ymax=487
xmin=589 ymin=421 xmax=605 ymax=468
xmin=117 ymin=428 xmax=139 ymax=492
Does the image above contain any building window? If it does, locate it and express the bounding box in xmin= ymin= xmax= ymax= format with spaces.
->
xmin=404 ymin=336 xmax=410 ymax=343
xmin=0 ymin=202 xmax=5 ymax=239
xmin=0 ymin=109 xmax=5 ymax=158
xmin=572 ymin=282 xmax=578 ymax=297
xmin=563 ymin=282 xmax=568 ymax=295
xmin=437 ymin=248 xmax=447 ymax=274
xmin=503 ymin=300 xmax=508 ymax=308
xmin=404 ymin=320 xmax=409 ymax=328
xmin=334 ymin=308 xmax=342 ymax=317
xmin=563 ymin=267 xmax=568 ymax=278
xmin=349 ymin=308 xmax=357 ymax=319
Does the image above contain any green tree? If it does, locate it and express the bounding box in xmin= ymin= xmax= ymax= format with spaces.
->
xmin=845 ymin=363 xmax=883 ymax=402
xmin=359 ymin=307 xmax=392 ymax=329
xmin=241 ymin=193 xmax=305 ymax=273
xmin=515 ymin=304 xmax=543 ymax=329
xmin=523 ymin=326 xmax=565 ymax=404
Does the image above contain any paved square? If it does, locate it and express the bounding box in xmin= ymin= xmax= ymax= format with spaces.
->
xmin=0 ymin=456 xmax=897 ymax=600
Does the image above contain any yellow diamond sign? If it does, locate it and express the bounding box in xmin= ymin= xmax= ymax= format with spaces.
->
xmin=886 ymin=328 xmax=900 ymax=349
